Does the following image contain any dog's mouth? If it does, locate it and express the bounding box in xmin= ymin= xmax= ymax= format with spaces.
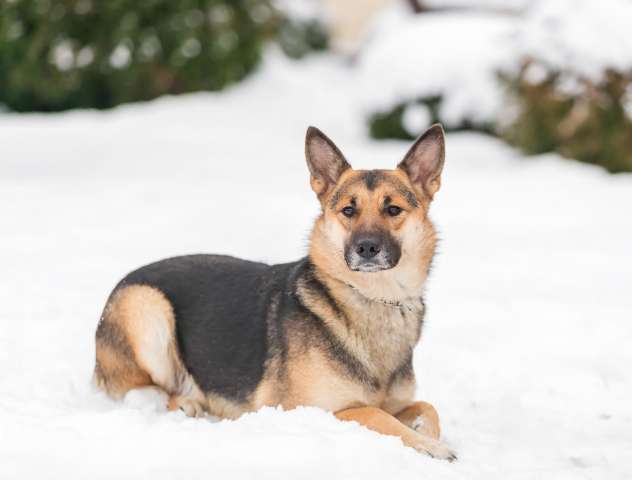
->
xmin=351 ymin=263 xmax=385 ymax=273
xmin=345 ymin=257 xmax=398 ymax=273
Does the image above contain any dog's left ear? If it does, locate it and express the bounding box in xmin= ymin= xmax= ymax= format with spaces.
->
xmin=397 ymin=124 xmax=445 ymax=199
xmin=305 ymin=126 xmax=351 ymax=197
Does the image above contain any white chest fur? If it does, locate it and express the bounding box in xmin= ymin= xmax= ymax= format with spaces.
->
xmin=342 ymin=293 xmax=423 ymax=381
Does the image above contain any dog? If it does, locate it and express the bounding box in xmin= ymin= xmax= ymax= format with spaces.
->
xmin=94 ymin=124 xmax=455 ymax=461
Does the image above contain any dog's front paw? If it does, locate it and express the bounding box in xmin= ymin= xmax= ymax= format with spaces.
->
xmin=168 ymin=396 xmax=205 ymax=418
xmin=414 ymin=437 xmax=457 ymax=462
xmin=411 ymin=416 xmax=425 ymax=432
xmin=410 ymin=413 xmax=440 ymax=439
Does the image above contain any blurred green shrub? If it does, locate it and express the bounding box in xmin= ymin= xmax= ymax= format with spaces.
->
xmin=277 ymin=17 xmax=327 ymax=60
xmin=499 ymin=63 xmax=632 ymax=173
xmin=368 ymin=65 xmax=632 ymax=173
xmin=0 ymin=0 xmax=328 ymax=111
xmin=369 ymin=97 xmax=440 ymax=140
xmin=368 ymin=96 xmax=492 ymax=140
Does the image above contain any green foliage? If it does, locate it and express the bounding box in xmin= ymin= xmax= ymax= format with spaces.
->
xmin=500 ymin=64 xmax=632 ymax=173
xmin=369 ymin=104 xmax=415 ymax=140
xmin=277 ymin=17 xmax=328 ymax=60
xmin=368 ymin=96 xmax=492 ymax=140
xmin=369 ymin=97 xmax=442 ymax=140
xmin=0 ymin=0 xmax=328 ymax=112
xmin=368 ymin=63 xmax=632 ymax=174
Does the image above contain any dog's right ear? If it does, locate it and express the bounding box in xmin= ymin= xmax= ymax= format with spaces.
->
xmin=305 ymin=126 xmax=351 ymax=197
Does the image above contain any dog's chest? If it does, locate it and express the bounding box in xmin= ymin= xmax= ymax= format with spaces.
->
xmin=281 ymin=299 xmax=423 ymax=412
xmin=351 ymin=299 xmax=423 ymax=378
xmin=285 ymin=271 xmax=425 ymax=412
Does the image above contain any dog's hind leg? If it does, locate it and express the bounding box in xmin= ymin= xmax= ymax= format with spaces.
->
xmin=95 ymin=285 xmax=206 ymax=416
xmin=335 ymin=406 xmax=456 ymax=461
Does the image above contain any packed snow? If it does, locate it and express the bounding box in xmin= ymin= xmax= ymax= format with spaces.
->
xmin=1 ymin=52 xmax=631 ymax=479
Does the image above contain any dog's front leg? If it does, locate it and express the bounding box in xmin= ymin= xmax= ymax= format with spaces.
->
xmin=395 ymin=401 xmax=441 ymax=439
xmin=335 ymin=406 xmax=456 ymax=461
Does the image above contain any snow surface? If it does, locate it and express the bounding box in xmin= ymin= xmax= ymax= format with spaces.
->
xmin=1 ymin=53 xmax=632 ymax=479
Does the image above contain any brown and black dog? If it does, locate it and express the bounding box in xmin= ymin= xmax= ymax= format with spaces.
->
xmin=94 ymin=125 xmax=455 ymax=460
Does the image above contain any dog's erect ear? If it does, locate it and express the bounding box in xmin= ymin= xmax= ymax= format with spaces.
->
xmin=397 ymin=124 xmax=445 ymax=198
xmin=305 ymin=126 xmax=351 ymax=197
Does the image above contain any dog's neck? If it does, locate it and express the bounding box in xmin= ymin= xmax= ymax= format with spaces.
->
xmin=340 ymin=280 xmax=418 ymax=311
xmin=304 ymin=258 xmax=425 ymax=381
xmin=310 ymin=262 xmax=424 ymax=312
xmin=304 ymin=216 xmax=438 ymax=379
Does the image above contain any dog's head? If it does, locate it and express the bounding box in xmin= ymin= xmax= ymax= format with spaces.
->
xmin=306 ymin=125 xmax=445 ymax=295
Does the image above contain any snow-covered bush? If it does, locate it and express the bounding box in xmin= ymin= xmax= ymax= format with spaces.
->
xmin=357 ymin=11 xmax=517 ymax=139
xmin=422 ymin=0 xmax=528 ymax=10
xmin=362 ymin=0 xmax=632 ymax=172
xmin=499 ymin=0 xmax=632 ymax=172
xmin=500 ymin=64 xmax=632 ymax=173
xmin=0 ymin=0 xmax=328 ymax=112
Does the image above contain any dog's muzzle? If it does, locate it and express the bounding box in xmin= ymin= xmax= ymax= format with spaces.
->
xmin=344 ymin=232 xmax=401 ymax=272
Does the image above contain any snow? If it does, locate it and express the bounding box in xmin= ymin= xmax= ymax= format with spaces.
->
xmin=358 ymin=0 xmax=632 ymax=129
xmin=424 ymin=0 xmax=528 ymax=11
xmin=514 ymin=0 xmax=632 ymax=82
xmin=402 ymin=103 xmax=433 ymax=135
xmin=357 ymin=12 xmax=518 ymax=127
xmin=1 ymin=52 xmax=632 ymax=479
xmin=273 ymin=0 xmax=326 ymax=21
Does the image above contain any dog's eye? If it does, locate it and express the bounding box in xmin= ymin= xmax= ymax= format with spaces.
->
xmin=387 ymin=205 xmax=402 ymax=217
xmin=341 ymin=206 xmax=355 ymax=218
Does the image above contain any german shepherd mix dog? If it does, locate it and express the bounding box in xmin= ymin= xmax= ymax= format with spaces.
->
xmin=94 ymin=125 xmax=456 ymax=461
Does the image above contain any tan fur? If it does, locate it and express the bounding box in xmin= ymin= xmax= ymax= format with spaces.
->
xmin=335 ymin=406 xmax=454 ymax=460
xmin=307 ymin=272 xmax=422 ymax=377
xmin=395 ymin=401 xmax=441 ymax=439
xmin=284 ymin=347 xmax=370 ymax=411
xmin=119 ymin=285 xmax=180 ymax=391
xmin=310 ymin=169 xmax=437 ymax=303
xmin=204 ymin=392 xmax=248 ymax=419
xmin=250 ymin=374 xmax=282 ymax=411
xmin=94 ymin=338 xmax=151 ymax=398
xmin=382 ymin=375 xmax=417 ymax=415
xmin=95 ymin=285 xmax=210 ymax=414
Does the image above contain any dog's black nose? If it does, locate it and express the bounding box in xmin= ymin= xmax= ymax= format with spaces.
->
xmin=355 ymin=239 xmax=381 ymax=259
